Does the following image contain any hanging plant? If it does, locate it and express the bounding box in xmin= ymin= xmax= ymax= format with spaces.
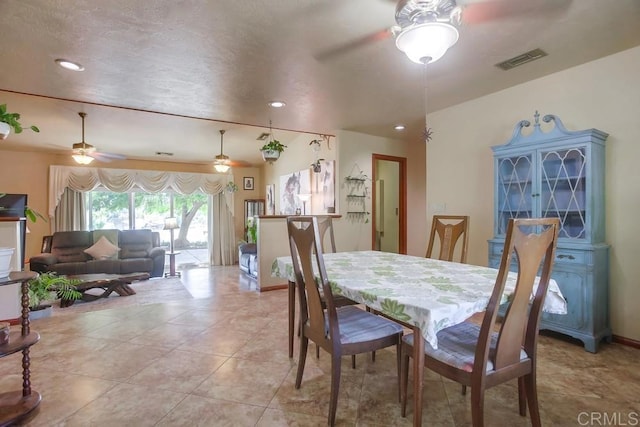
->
xmin=260 ymin=121 xmax=287 ymax=163
xmin=0 ymin=104 xmax=40 ymax=140
xmin=226 ymin=182 xmax=239 ymax=193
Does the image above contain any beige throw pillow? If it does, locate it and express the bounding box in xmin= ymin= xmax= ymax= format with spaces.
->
xmin=84 ymin=235 xmax=120 ymax=260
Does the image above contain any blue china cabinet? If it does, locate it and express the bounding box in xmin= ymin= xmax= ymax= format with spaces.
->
xmin=488 ymin=112 xmax=611 ymax=352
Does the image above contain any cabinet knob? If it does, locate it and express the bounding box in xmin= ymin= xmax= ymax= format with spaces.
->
xmin=557 ymin=254 xmax=575 ymax=260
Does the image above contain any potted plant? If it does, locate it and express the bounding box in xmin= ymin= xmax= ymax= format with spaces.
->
xmin=260 ymin=139 xmax=287 ymax=163
xmin=0 ymin=104 xmax=40 ymax=140
xmin=28 ymin=272 xmax=82 ymax=319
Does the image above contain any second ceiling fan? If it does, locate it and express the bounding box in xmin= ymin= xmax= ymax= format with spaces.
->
xmin=213 ymin=129 xmax=251 ymax=172
xmin=72 ymin=112 xmax=126 ymax=164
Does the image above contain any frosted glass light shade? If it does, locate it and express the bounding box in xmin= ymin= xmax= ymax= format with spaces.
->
xmin=72 ymin=153 xmax=94 ymax=164
xmin=213 ymin=162 xmax=230 ymax=173
xmin=395 ymin=22 xmax=459 ymax=64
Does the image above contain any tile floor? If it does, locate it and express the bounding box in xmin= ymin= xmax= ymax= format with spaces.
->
xmin=2 ymin=266 xmax=638 ymax=426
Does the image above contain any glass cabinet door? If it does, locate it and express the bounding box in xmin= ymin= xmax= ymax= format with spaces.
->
xmin=540 ymin=147 xmax=586 ymax=239
xmin=496 ymin=154 xmax=533 ymax=235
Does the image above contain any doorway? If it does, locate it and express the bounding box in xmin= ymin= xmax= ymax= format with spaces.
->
xmin=372 ymin=154 xmax=407 ymax=254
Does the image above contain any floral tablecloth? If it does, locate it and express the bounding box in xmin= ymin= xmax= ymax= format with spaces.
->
xmin=272 ymin=250 xmax=567 ymax=349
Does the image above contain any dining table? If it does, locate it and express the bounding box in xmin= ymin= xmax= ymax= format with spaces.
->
xmin=272 ymin=250 xmax=567 ymax=427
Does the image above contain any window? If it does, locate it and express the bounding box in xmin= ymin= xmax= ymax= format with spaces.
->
xmin=86 ymin=190 xmax=209 ymax=250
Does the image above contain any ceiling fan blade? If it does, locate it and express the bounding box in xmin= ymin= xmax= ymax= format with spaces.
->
xmin=314 ymin=27 xmax=395 ymax=61
xmin=229 ymin=159 xmax=253 ymax=168
xmin=460 ymin=0 xmax=572 ymax=24
xmin=91 ymin=151 xmax=126 ymax=162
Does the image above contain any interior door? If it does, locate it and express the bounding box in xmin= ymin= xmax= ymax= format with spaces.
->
xmin=372 ymin=154 xmax=406 ymax=254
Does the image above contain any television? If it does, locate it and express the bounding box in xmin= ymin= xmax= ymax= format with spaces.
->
xmin=0 ymin=194 xmax=27 ymax=218
xmin=0 ymin=194 xmax=28 ymax=269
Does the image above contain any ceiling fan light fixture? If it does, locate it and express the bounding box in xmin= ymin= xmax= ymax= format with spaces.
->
xmin=213 ymin=162 xmax=230 ymax=173
xmin=395 ymin=22 xmax=459 ymax=64
xmin=213 ymin=129 xmax=231 ymax=173
xmin=72 ymin=153 xmax=94 ymax=165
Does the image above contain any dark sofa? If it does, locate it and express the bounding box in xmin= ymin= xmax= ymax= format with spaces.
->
xmin=238 ymin=243 xmax=257 ymax=278
xmin=30 ymin=229 xmax=165 ymax=277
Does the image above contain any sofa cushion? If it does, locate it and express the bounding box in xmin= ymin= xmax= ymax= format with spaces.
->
xmin=84 ymin=236 xmax=120 ymax=260
xmin=119 ymin=230 xmax=153 ymax=259
xmin=85 ymin=259 xmax=122 ymax=274
xmin=119 ymin=258 xmax=153 ymax=274
xmin=51 ymin=231 xmax=92 ymax=263
xmin=48 ymin=262 xmax=90 ymax=276
xmin=92 ymin=229 xmax=120 ymax=259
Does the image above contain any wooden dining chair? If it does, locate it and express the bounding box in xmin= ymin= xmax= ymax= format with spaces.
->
xmin=316 ymin=215 xmax=337 ymax=253
xmin=426 ymin=215 xmax=470 ymax=263
xmin=288 ymin=216 xmax=404 ymax=426
xmin=312 ymin=215 xmax=359 ymax=362
xmin=401 ymin=218 xmax=559 ymax=427
xmin=288 ymin=216 xmax=359 ymax=366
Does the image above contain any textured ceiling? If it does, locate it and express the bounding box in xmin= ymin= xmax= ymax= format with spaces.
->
xmin=0 ymin=0 xmax=639 ymax=165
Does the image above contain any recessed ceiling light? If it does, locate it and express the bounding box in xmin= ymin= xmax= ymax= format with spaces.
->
xmin=55 ymin=59 xmax=85 ymax=71
xmin=268 ymin=101 xmax=286 ymax=108
xmin=394 ymin=124 xmax=406 ymax=131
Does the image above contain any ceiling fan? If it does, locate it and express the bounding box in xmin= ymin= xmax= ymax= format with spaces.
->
xmin=71 ymin=112 xmax=125 ymax=165
xmin=212 ymin=130 xmax=251 ymax=172
xmin=315 ymin=0 xmax=572 ymax=62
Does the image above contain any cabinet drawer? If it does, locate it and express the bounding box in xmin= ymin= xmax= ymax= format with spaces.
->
xmin=491 ymin=242 xmax=585 ymax=265
xmin=553 ymin=248 xmax=586 ymax=265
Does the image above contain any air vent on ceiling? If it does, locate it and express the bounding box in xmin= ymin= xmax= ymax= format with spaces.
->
xmin=496 ymin=48 xmax=547 ymax=71
xmin=256 ymin=132 xmax=270 ymax=141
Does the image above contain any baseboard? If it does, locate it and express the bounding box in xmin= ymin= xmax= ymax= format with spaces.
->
xmin=2 ymin=317 xmax=21 ymax=326
xmin=259 ymin=283 xmax=288 ymax=292
xmin=612 ymin=334 xmax=640 ymax=349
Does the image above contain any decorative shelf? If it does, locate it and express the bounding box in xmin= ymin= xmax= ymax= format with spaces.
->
xmin=0 ymin=271 xmax=41 ymax=425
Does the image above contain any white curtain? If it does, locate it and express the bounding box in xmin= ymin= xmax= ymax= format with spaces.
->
xmin=48 ymin=165 xmax=236 ymax=266
xmin=210 ymin=195 xmax=237 ymax=266
xmin=53 ymin=188 xmax=86 ymax=232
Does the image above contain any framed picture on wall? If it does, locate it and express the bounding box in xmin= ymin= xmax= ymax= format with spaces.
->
xmin=243 ymin=177 xmax=254 ymax=190
xmin=266 ymin=184 xmax=275 ymax=215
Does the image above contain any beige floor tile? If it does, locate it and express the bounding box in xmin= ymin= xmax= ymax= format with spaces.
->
xmin=23 ymin=370 xmax=117 ymax=426
xmin=127 ymin=349 xmax=228 ymax=393
xmin=156 ymin=393 xmax=265 ymax=426
xmin=193 ymin=357 xmax=292 ymax=406
xmin=60 ymin=382 xmax=187 ymax=426
xmin=257 ymin=408 xmax=337 ymax=426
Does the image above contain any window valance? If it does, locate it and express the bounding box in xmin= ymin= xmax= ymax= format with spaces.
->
xmin=49 ymin=165 xmax=234 ymax=218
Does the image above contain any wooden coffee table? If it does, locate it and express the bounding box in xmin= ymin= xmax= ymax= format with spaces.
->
xmin=61 ymin=272 xmax=150 ymax=307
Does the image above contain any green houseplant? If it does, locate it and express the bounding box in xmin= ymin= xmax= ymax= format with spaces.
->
xmin=28 ymin=272 xmax=82 ymax=311
xmin=260 ymin=139 xmax=287 ymax=163
xmin=260 ymin=139 xmax=287 ymax=153
xmin=0 ymin=104 xmax=40 ymax=139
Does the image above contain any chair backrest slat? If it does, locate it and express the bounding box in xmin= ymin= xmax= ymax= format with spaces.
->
xmin=316 ymin=215 xmax=337 ymax=253
xmin=426 ymin=215 xmax=469 ymax=263
xmin=476 ymin=218 xmax=559 ymax=372
xmin=288 ymin=217 xmax=338 ymax=346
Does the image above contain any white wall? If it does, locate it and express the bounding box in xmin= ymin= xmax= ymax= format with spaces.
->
xmin=427 ymin=46 xmax=640 ymax=341
xmin=336 ymin=130 xmax=425 ymax=253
